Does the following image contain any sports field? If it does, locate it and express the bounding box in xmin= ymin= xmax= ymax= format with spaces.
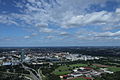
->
xmin=53 ymin=64 xmax=88 ymax=75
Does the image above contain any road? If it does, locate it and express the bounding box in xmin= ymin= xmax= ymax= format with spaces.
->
xmin=22 ymin=64 xmax=43 ymax=80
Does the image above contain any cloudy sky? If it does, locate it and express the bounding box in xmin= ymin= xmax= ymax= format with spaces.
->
xmin=0 ymin=0 xmax=120 ymax=47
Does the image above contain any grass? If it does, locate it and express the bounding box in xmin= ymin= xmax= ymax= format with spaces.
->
xmin=53 ymin=64 xmax=88 ymax=75
xmin=72 ymin=78 xmax=87 ymax=80
xmin=70 ymin=64 xmax=88 ymax=67
xmin=108 ymin=67 xmax=120 ymax=72
xmin=91 ymin=64 xmax=120 ymax=72
xmin=56 ymin=66 xmax=69 ymax=70
xmin=53 ymin=71 xmax=72 ymax=75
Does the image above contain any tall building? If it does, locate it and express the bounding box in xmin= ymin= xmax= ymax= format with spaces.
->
xmin=21 ymin=49 xmax=25 ymax=62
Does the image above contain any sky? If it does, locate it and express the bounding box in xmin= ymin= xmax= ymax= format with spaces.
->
xmin=0 ymin=0 xmax=120 ymax=47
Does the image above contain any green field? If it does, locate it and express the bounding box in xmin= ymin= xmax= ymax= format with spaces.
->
xmin=72 ymin=78 xmax=86 ymax=80
xmin=108 ymin=67 xmax=120 ymax=72
xmin=53 ymin=71 xmax=72 ymax=75
xmin=53 ymin=64 xmax=88 ymax=75
xmin=70 ymin=64 xmax=88 ymax=67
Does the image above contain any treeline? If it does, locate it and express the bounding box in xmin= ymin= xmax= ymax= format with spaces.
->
xmin=0 ymin=72 xmax=27 ymax=80
xmin=96 ymin=71 xmax=120 ymax=80
xmin=1 ymin=47 xmax=120 ymax=57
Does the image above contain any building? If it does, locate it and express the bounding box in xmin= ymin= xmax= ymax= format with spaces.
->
xmin=21 ymin=49 xmax=26 ymax=62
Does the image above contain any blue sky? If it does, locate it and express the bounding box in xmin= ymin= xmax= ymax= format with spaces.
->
xmin=0 ymin=0 xmax=120 ymax=47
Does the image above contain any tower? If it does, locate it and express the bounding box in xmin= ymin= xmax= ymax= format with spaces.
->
xmin=21 ymin=49 xmax=25 ymax=62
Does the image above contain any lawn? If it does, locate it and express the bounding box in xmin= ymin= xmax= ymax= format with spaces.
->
xmin=53 ymin=64 xmax=88 ymax=75
xmin=53 ymin=71 xmax=72 ymax=75
xmin=70 ymin=64 xmax=88 ymax=67
xmin=108 ymin=67 xmax=120 ymax=72
xmin=72 ymin=78 xmax=86 ymax=80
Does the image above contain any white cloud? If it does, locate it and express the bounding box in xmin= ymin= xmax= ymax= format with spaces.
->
xmin=76 ymin=30 xmax=120 ymax=41
xmin=61 ymin=10 xmax=120 ymax=28
xmin=0 ymin=0 xmax=120 ymax=29
xmin=0 ymin=15 xmax=18 ymax=25
xmin=103 ymin=26 xmax=120 ymax=31
xmin=39 ymin=28 xmax=54 ymax=33
xmin=116 ymin=8 xmax=120 ymax=13
xmin=0 ymin=0 xmax=110 ymax=27
xmin=95 ymin=31 xmax=120 ymax=37
xmin=46 ymin=36 xmax=54 ymax=39
xmin=24 ymin=36 xmax=31 ymax=39
xmin=4 ymin=38 xmax=12 ymax=41
xmin=23 ymin=33 xmax=37 ymax=39
xmin=35 ymin=23 xmax=48 ymax=27
xmin=31 ymin=33 xmax=37 ymax=36
xmin=60 ymin=32 xmax=69 ymax=36
xmin=1 ymin=0 xmax=120 ymax=43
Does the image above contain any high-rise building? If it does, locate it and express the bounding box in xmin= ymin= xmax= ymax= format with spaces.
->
xmin=21 ymin=49 xmax=25 ymax=62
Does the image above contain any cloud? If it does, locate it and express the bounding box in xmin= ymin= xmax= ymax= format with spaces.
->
xmin=0 ymin=38 xmax=12 ymax=42
xmin=103 ymin=26 xmax=120 ymax=31
xmin=24 ymin=36 xmax=31 ymax=39
xmin=0 ymin=0 xmax=111 ymax=27
xmin=61 ymin=9 xmax=120 ymax=28
xmin=1 ymin=0 xmax=120 ymax=44
xmin=116 ymin=8 xmax=120 ymax=13
xmin=75 ymin=30 xmax=120 ymax=41
xmin=0 ymin=15 xmax=18 ymax=25
xmin=3 ymin=38 xmax=12 ymax=41
xmin=95 ymin=31 xmax=120 ymax=37
xmin=60 ymin=32 xmax=69 ymax=36
xmin=35 ymin=23 xmax=48 ymax=27
xmin=31 ymin=33 xmax=37 ymax=36
xmin=39 ymin=28 xmax=54 ymax=33
xmin=23 ymin=33 xmax=37 ymax=39
xmin=0 ymin=0 xmax=120 ymax=30
xmin=46 ymin=36 xmax=54 ymax=39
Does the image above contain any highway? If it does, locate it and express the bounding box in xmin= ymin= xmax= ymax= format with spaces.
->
xmin=22 ymin=64 xmax=43 ymax=80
